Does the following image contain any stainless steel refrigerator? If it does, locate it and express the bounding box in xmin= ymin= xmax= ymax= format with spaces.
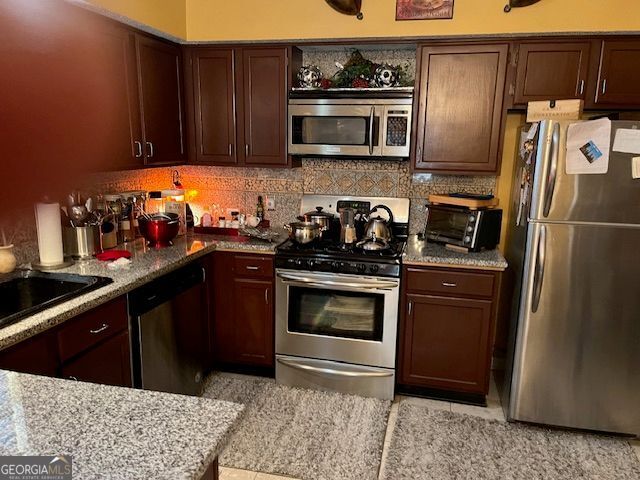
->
xmin=503 ymin=119 xmax=640 ymax=436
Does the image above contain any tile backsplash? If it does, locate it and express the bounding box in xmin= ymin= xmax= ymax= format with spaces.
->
xmin=7 ymin=159 xmax=496 ymax=262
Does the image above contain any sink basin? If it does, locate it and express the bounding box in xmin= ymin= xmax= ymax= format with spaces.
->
xmin=0 ymin=270 xmax=113 ymax=329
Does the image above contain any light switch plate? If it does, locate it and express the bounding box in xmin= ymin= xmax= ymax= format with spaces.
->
xmin=632 ymin=157 xmax=640 ymax=179
xmin=266 ymin=197 xmax=276 ymax=211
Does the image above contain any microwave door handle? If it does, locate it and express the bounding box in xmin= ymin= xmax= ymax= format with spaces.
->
xmin=368 ymin=106 xmax=375 ymax=155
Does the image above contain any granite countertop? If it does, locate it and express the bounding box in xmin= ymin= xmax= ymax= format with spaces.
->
xmin=0 ymin=369 xmax=243 ymax=479
xmin=0 ymin=232 xmax=285 ymax=351
xmin=403 ymin=235 xmax=508 ymax=271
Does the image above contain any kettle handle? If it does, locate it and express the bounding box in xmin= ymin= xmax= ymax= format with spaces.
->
xmin=370 ymin=205 xmax=394 ymax=224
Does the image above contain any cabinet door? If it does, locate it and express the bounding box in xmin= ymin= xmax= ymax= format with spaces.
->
xmin=90 ymin=24 xmax=143 ymax=170
xmin=514 ymin=42 xmax=591 ymax=105
xmin=0 ymin=333 xmax=58 ymax=377
xmin=191 ymin=48 xmax=238 ymax=165
xmin=136 ymin=34 xmax=185 ymax=165
xmin=400 ymin=294 xmax=493 ymax=394
xmin=232 ymin=278 xmax=274 ymax=367
xmin=238 ymin=48 xmax=288 ymax=167
xmin=62 ymin=331 xmax=132 ymax=387
xmin=595 ymin=40 xmax=640 ymax=107
xmin=414 ymin=44 xmax=508 ymax=174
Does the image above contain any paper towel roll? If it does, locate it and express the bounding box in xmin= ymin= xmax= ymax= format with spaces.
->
xmin=35 ymin=202 xmax=64 ymax=266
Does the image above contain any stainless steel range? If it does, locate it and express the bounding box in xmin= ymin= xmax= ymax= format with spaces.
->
xmin=275 ymin=195 xmax=409 ymax=400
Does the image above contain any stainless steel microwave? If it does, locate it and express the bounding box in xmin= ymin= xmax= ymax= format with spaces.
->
xmin=424 ymin=205 xmax=503 ymax=252
xmin=288 ymin=90 xmax=413 ymax=158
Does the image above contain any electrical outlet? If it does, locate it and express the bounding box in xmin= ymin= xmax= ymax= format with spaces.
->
xmin=266 ymin=197 xmax=276 ymax=211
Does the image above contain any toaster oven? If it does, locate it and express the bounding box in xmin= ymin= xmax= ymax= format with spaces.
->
xmin=424 ymin=205 xmax=502 ymax=252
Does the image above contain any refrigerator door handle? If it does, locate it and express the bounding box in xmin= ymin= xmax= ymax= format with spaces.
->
xmin=543 ymin=123 xmax=560 ymax=217
xmin=532 ymin=225 xmax=547 ymax=313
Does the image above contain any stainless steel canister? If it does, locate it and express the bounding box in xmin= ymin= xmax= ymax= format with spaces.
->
xmin=63 ymin=225 xmax=103 ymax=259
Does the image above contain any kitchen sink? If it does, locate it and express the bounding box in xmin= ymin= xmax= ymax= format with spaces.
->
xmin=0 ymin=270 xmax=113 ymax=329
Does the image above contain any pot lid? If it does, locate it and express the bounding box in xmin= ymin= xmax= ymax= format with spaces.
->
xmin=356 ymin=235 xmax=390 ymax=251
xmin=302 ymin=206 xmax=335 ymax=219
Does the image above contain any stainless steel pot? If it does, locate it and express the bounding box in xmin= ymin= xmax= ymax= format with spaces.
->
xmin=298 ymin=207 xmax=335 ymax=235
xmin=284 ymin=221 xmax=322 ymax=244
xmin=363 ymin=205 xmax=394 ymax=241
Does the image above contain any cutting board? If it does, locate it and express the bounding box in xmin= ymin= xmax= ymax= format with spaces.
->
xmin=428 ymin=194 xmax=499 ymax=209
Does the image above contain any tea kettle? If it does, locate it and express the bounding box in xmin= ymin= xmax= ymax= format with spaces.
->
xmin=363 ymin=205 xmax=394 ymax=241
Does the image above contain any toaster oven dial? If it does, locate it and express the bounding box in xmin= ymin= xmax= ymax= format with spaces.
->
xmin=464 ymin=236 xmax=472 ymax=244
xmin=468 ymin=215 xmax=476 ymax=223
xmin=467 ymin=226 xmax=474 ymax=232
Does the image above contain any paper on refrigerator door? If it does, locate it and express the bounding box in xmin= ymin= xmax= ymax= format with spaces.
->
xmin=566 ymin=118 xmax=611 ymax=174
xmin=612 ymin=128 xmax=640 ymax=154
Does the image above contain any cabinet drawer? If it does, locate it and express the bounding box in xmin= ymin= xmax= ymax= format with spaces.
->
xmin=58 ymin=297 xmax=128 ymax=362
xmin=233 ymin=255 xmax=273 ymax=278
xmin=406 ymin=268 xmax=495 ymax=298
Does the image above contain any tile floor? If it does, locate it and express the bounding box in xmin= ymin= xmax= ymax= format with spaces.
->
xmin=217 ymin=375 xmax=639 ymax=480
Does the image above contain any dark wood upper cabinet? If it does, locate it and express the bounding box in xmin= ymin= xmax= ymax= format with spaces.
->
xmin=414 ymin=44 xmax=509 ymax=175
xmin=136 ymin=34 xmax=185 ymax=165
xmin=238 ymin=48 xmax=288 ymax=167
xmin=513 ymin=42 xmax=591 ymax=106
xmin=185 ymin=46 xmax=290 ymax=168
xmin=190 ymin=48 xmax=237 ymax=165
xmin=594 ymin=40 xmax=640 ymax=107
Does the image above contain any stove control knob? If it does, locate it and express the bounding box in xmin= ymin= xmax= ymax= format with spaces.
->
xmin=295 ymin=259 xmax=305 ymax=267
xmin=331 ymin=261 xmax=342 ymax=272
xmin=307 ymin=259 xmax=316 ymax=269
xmin=369 ymin=265 xmax=379 ymax=274
xmin=357 ymin=263 xmax=367 ymax=273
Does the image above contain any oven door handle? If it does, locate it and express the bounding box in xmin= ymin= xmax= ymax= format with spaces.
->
xmin=277 ymin=357 xmax=393 ymax=378
xmin=277 ymin=273 xmax=398 ymax=290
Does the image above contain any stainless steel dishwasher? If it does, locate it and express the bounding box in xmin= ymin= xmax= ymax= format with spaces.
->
xmin=129 ymin=261 xmax=209 ymax=396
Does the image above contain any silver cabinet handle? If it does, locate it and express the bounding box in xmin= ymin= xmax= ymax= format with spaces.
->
xmin=89 ymin=323 xmax=109 ymax=334
xmin=442 ymin=282 xmax=457 ymax=287
xmin=277 ymin=357 xmax=393 ymax=378
xmin=601 ymin=79 xmax=607 ymax=95
xmin=408 ymin=301 xmax=413 ymax=316
xmin=532 ymin=225 xmax=547 ymax=313
xmin=68 ymin=376 xmax=79 ymax=381
xmin=146 ymin=141 xmax=154 ymax=158
xmin=265 ymin=288 xmax=269 ymax=304
xmin=368 ymin=106 xmax=375 ymax=155
xmin=543 ymin=122 xmax=560 ymax=217
xmin=579 ymin=79 xmax=585 ymax=96
xmin=246 ymin=266 xmax=260 ymax=271
xmin=245 ymin=144 xmax=250 ymax=157
xmin=228 ymin=144 xmax=233 ymax=156
xmin=134 ymin=141 xmax=143 ymax=158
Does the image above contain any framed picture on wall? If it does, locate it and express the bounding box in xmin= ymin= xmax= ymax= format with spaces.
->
xmin=396 ymin=0 xmax=455 ymax=20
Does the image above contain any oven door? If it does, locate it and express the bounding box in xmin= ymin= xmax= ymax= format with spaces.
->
xmin=275 ymin=269 xmax=399 ymax=368
xmin=288 ymin=104 xmax=382 ymax=156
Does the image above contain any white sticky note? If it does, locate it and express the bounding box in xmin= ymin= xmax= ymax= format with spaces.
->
xmin=613 ymin=128 xmax=640 ymax=154
xmin=632 ymin=157 xmax=640 ymax=179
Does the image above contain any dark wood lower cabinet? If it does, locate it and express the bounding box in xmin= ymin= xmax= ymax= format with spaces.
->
xmin=400 ymin=293 xmax=492 ymax=394
xmin=210 ymin=252 xmax=275 ymax=369
xmin=0 ymin=333 xmax=59 ymax=377
xmin=0 ymin=296 xmax=132 ymax=387
xmin=398 ymin=266 xmax=501 ymax=398
xmin=61 ymin=331 xmax=132 ymax=387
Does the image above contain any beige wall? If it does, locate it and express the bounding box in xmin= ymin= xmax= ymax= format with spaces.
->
xmin=83 ymin=0 xmax=186 ymax=39
xmin=186 ymin=0 xmax=640 ymax=42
